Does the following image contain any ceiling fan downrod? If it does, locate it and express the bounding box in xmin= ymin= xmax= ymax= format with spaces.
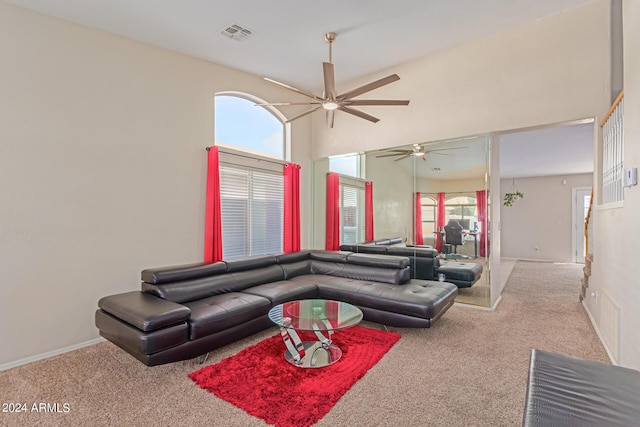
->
xmin=324 ymin=32 xmax=336 ymax=64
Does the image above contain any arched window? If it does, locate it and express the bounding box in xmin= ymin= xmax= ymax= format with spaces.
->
xmin=214 ymin=93 xmax=287 ymax=260
xmin=445 ymin=196 xmax=478 ymax=231
xmin=215 ymin=94 xmax=285 ymax=159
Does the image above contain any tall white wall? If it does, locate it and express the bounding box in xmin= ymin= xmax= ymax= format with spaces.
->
xmin=0 ymin=3 xmax=312 ymax=367
xmin=312 ymin=1 xmax=611 ymax=159
xmin=500 ymin=173 xmax=593 ymax=262
xmin=586 ymin=0 xmax=640 ymax=370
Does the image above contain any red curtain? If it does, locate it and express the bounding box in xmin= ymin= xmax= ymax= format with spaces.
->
xmin=436 ymin=192 xmax=446 ymax=252
xmin=283 ymin=163 xmax=301 ymax=253
xmin=414 ymin=192 xmax=424 ymax=245
xmin=476 ymin=190 xmax=488 ymax=257
xmin=204 ymin=146 xmax=223 ymax=263
xmin=365 ymin=181 xmax=374 ymax=241
xmin=325 ymin=173 xmax=340 ymax=251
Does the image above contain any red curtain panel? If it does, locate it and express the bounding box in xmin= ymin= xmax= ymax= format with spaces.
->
xmin=476 ymin=189 xmax=488 ymax=257
xmin=204 ymin=146 xmax=223 ymax=263
xmin=326 ymin=173 xmax=340 ymax=250
xmin=283 ymin=163 xmax=301 ymax=253
xmin=414 ymin=192 xmax=424 ymax=245
xmin=436 ymin=192 xmax=446 ymax=252
xmin=365 ymin=181 xmax=374 ymax=241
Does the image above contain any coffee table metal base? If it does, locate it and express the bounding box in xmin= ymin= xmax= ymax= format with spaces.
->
xmin=284 ymin=341 xmax=342 ymax=368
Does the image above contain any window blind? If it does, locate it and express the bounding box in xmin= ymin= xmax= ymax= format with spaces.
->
xmin=340 ymin=182 xmax=365 ymax=244
xmin=219 ymin=164 xmax=283 ymax=260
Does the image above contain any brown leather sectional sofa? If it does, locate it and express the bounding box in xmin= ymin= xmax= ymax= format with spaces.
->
xmin=95 ymin=250 xmax=458 ymax=366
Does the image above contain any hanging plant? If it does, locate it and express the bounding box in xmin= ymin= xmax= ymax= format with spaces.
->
xmin=503 ymin=179 xmax=524 ymax=207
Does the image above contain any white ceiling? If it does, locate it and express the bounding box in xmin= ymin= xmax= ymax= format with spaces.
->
xmin=5 ymin=0 xmax=597 ymax=178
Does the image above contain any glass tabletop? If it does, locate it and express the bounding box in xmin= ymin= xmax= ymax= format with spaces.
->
xmin=268 ymin=299 xmax=363 ymax=332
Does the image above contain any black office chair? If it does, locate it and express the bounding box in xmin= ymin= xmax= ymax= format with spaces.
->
xmin=444 ymin=220 xmax=464 ymax=256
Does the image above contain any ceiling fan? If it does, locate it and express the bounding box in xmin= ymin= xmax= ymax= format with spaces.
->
xmin=257 ymin=32 xmax=410 ymax=128
xmin=376 ymin=143 xmax=468 ymax=161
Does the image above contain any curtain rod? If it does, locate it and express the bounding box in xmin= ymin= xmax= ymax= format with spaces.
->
xmin=206 ymin=146 xmax=294 ymax=167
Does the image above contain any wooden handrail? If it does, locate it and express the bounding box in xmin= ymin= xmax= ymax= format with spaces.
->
xmin=600 ymin=90 xmax=624 ymax=127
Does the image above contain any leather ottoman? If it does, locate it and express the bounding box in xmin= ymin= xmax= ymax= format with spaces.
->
xmin=436 ymin=261 xmax=482 ymax=288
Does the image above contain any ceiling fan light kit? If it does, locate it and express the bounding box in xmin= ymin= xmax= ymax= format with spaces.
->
xmin=260 ymin=32 xmax=410 ymax=128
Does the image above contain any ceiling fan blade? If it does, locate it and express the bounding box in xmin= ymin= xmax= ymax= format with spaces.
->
xmin=254 ymin=102 xmax=322 ymax=106
xmin=393 ymin=154 xmax=411 ymax=162
xmin=428 ymin=152 xmax=454 ymax=156
xmin=338 ymin=74 xmax=400 ymax=101
xmin=285 ymin=106 xmax=323 ymax=123
xmin=376 ymin=152 xmax=411 ymax=158
xmin=345 ymin=99 xmax=410 ymax=106
xmin=338 ymin=106 xmax=380 ymax=123
xmin=263 ymin=77 xmax=322 ymax=101
xmin=326 ymin=109 xmax=335 ymax=129
xmin=423 ymin=146 xmax=469 ymax=153
xmin=323 ymin=62 xmax=337 ymax=100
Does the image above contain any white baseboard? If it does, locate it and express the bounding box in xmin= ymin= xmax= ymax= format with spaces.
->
xmin=455 ymin=295 xmax=502 ymax=312
xmin=582 ymin=300 xmax=618 ymax=365
xmin=0 ymin=337 xmax=105 ymax=372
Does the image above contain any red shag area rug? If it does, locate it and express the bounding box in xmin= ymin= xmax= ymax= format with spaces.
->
xmin=189 ymin=325 xmax=401 ymax=427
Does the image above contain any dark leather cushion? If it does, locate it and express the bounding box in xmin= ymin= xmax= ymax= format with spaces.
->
xmin=347 ymin=253 xmax=409 ymax=269
xmin=141 ymin=261 xmax=227 ymax=284
xmin=143 ymin=274 xmax=240 ymax=303
xmin=95 ymin=310 xmax=188 ymax=354
xmin=225 ymin=255 xmax=277 ymax=273
xmin=275 ymin=250 xmax=311 ymax=264
xmin=297 ymin=276 xmax=457 ymax=319
xmin=279 ymin=260 xmax=312 ymax=279
xmin=98 ymin=291 xmax=190 ymax=331
xmin=184 ymin=292 xmax=271 ymax=340
xmin=311 ymin=259 xmax=409 ymax=285
xmin=387 ymin=246 xmax=437 ymax=258
xmin=352 ymin=245 xmax=389 ymax=254
xmin=437 ymin=262 xmax=482 ymax=282
xmin=229 ymin=264 xmax=285 ymax=289
xmin=242 ymin=280 xmax=318 ymax=305
xmin=310 ymin=251 xmax=350 ymax=263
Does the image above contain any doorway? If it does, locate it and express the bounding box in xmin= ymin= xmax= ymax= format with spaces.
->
xmin=572 ymin=186 xmax=592 ymax=263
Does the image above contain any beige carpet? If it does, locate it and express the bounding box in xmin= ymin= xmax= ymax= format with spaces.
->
xmin=0 ymin=261 xmax=610 ymax=427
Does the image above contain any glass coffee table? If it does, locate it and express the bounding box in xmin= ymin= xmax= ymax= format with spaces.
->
xmin=268 ymin=299 xmax=363 ymax=368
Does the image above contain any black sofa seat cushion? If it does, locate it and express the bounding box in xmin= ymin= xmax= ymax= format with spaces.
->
xmin=436 ymin=262 xmax=482 ymax=288
xmin=241 ymin=280 xmax=318 ymax=305
xmin=292 ymin=275 xmax=457 ymax=320
xmin=183 ymin=292 xmax=271 ymax=340
xmin=95 ymin=309 xmax=189 ymax=355
xmin=98 ymin=291 xmax=191 ymax=332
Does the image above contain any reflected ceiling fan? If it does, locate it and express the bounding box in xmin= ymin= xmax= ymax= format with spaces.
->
xmin=257 ymin=32 xmax=410 ymax=128
xmin=376 ymin=143 xmax=468 ymax=161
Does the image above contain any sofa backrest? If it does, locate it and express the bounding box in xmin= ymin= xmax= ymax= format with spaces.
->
xmin=309 ymin=251 xmax=410 ymax=285
xmin=141 ymin=255 xmax=285 ymax=303
xmin=140 ymin=250 xmax=412 ymax=303
xmin=276 ymin=250 xmax=313 ymax=279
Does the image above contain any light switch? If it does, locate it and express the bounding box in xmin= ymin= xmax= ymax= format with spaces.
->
xmin=625 ymin=167 xmax=638 ymax=187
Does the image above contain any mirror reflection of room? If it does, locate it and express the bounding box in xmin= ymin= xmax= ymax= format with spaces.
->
xmin=313 ymin=135 xmax=492 ymax=308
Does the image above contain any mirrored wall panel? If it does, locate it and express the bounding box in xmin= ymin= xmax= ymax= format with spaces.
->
xmin=312 ymin=135 xmax=492 ymax=308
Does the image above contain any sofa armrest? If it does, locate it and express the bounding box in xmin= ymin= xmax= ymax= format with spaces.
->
xmin=98 ymin=291 xmax=190 ymax=332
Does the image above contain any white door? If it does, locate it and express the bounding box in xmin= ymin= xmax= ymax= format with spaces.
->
xmin=572 ymin=187 xmax=592 ymax=263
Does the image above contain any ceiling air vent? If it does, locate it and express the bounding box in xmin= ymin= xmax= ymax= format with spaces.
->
xmin=220 ymin=24 xmax=254 ymax=41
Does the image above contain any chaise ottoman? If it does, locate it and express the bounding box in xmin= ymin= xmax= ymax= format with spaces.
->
xmin=436 ymin=261 xmax=483 ymax=288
